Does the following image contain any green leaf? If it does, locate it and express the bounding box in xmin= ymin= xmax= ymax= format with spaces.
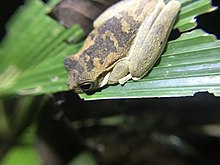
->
xmin=1 ymin=126 xmax=41 ymax=165
xmin=176 ymin=0 xmax=217 ymax=31
xmin=0 ymin=0 xmax=84 ymax=96
xmin=1 ymin=146 xmax=41 ymax=165
xmin=0 ymin=0 xmax=219 ymax=100
xmin=68 ymin=152 xmax=97 ymax=165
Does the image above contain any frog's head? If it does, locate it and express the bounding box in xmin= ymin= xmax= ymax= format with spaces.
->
xmin=64 ymin=56 xmax=109 ymax=93
xmin=64 ymin=57 xmax=94 ymax=93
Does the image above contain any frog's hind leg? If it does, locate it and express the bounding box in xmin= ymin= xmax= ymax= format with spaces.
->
xmin=128 ymin=0 xmax=180 ymax=80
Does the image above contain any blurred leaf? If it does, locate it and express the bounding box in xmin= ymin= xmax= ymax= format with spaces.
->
xmin=99 ymin=116 xmax=124 ymax=126
xmin=0 ymin=0 xmax=84 ymax=96
xmin=0 ymin=0 xmax=219 ymax=100
xmin=1 ymin=126 xmax=41 ymax=165
xmin=68 ymin=152 xmax=97 ymax=165
xmin=1 ymin=146 xmax=41 ymax=165
xmin=0 ymin=100 xmax=10 ymax=136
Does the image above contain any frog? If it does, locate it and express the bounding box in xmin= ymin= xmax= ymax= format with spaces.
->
xmin=64 ymin=0 xmax=180 ymax=93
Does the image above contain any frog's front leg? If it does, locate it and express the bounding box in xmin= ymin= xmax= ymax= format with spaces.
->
xmin=108 ymin=58 xmax=130 ymax=84
xmin=128 ymin=0 xmax=181 ymax=80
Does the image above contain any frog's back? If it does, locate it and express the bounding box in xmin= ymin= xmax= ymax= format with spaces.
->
xmin=78 ymin=0 xmax=161 ymax=76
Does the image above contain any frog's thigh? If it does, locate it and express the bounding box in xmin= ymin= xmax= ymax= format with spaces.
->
xmin=128 ymin=0 xmax=180 ymax=80
xmin=108 ymin=59 xmax=130 ymax=84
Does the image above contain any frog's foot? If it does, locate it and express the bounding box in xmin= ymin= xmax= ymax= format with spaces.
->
xmin=131 ymin=77 xmax=140 ymax=81
xmin=119 ymin=74 xmax=132 ymax=85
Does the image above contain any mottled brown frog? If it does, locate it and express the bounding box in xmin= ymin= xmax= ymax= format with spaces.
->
xmin=64 ymin=0 xmax=180 ymax=93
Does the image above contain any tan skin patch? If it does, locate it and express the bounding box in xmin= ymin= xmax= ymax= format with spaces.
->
xmin=121 ymin=19 xmax=131 ymax=33
xmin=102 ymin=30 xmax=119 ymax=48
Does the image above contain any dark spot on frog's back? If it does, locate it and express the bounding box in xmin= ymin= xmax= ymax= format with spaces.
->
xmin=86 ymin=36 xmax=117 ymax=63
xmin=135 ymin=8 xmax=143 ymax=16
xmin=80 ymin=51 xmax=95 ymax=72
xmin=64 ymin=58 xmax=73 ymax=69
xmin=98 ymin=13 xmax=139 ymax=47
xmin=135 ymin=0 xmax=146 ymax=16
xmin=90 ymin=33 xmax=95 ymax=40
xmin=64 ymin=58 xmax=85 ymax=74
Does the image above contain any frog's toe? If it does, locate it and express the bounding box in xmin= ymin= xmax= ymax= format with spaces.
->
xmin=119 ymin=74 xmax=132 ymax=85
xmin=132 ymin=77 xmax=140 ymax=81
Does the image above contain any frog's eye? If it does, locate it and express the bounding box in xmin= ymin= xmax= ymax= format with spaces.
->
xmin=79 ymin=82 xmax=94 ymax=92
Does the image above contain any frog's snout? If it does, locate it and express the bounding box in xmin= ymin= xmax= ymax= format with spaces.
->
xmin=64 ymin=57 xmax=73 ymax=70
